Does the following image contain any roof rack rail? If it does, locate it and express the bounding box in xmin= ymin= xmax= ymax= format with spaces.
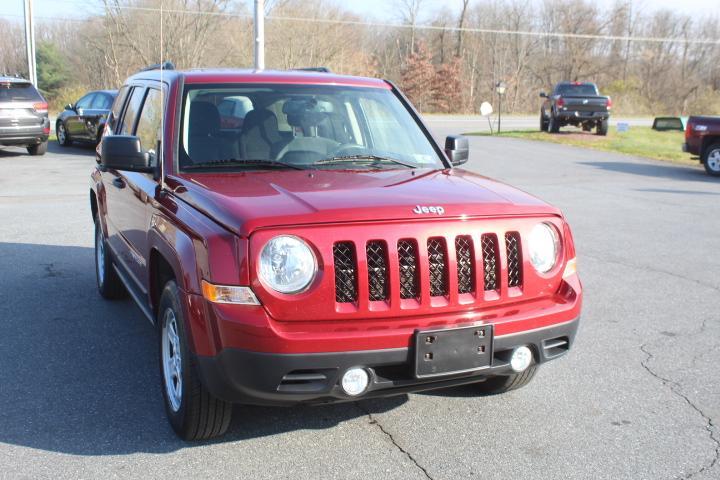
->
xmin=292 ymin=67 xmax=331 ymax=73
xmin=136 ymin=61 xmax=176 ymax=73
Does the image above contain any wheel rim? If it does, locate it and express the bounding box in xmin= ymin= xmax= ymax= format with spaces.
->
xmin=708 ymin=149 xmax=720 ymax=172
xmin=162 ymin=309 xmax=183 ymax=412
xmin=57 ymin=123 xmax=66 ymax=144
xmin=95 ymin=224 xmax=105 ymax=286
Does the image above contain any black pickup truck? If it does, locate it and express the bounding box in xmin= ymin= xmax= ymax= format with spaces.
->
xmin=540 ymin=82 xmax=611 ymax=135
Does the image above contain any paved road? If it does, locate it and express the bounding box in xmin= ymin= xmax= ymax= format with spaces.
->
xmin=0 ymin=128 xmax=718 ymax=479
xmin=423 ymin=114 xmax=653 ymax=140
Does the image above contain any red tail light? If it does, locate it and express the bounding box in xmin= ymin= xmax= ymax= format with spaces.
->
xmin=685 ymin=121 xmax=692 ymax=141
xmin=33 ymin=102 xmax=48 ymax=114
xmin=556 ymin=97 xmax=565 ymax=108
xmin=606 ymin=97 xmax=612 ymax=110
xmin=43 ymin=126 xmax=50 ymax=134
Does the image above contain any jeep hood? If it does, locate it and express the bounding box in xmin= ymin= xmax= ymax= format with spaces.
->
xmin=171 ymin=168 xmax=560 ymax=237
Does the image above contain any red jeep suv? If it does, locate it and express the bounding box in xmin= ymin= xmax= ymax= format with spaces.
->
xmin=91 ymin=65 xmax=582 ymax=440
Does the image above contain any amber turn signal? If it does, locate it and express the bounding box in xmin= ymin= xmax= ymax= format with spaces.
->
xmin=201 ymin=280 xmax=260 ymax=305
xmin=562 ymin=258 xmax=577 ymax=279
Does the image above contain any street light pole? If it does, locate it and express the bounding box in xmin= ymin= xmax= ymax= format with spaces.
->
xmin=23 ymin=0 xmax=37 ymax=85
xmin=495 ymin=81 xmax=507 ymax=134
xmin=254 ymin=0 xmax=265 ymax=71
xmin=498 ymin=93 xmax=502 ymax=133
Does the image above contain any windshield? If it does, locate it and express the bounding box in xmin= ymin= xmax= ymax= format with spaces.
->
xmin=179 ymin=84 xmax=444 ymax=171
xmin=554 ymin=84 xmax=598 ymax=96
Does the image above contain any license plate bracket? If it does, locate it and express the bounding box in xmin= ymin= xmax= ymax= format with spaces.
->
xmin=414 ymin=325 xmax=493 ymax=378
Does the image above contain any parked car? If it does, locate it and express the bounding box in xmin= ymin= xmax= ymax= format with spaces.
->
xmin=683 ymin=116 xmax=720 ymax=176
xmin=540 ymin=81 xmax=611 ymax=135
xmin=92 ymin=65 xmax=583 ymax=440
xmin=0 ymin=75 xmax=50 ymax=155
xmin=56 ymin=89 xmax=117 ymax=146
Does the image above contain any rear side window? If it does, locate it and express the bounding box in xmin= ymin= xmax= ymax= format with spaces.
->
xmin=108 ymin=86 xmax=129 ymax=133
xmin=119 ymin=87 xmax=145 ymax=135
xmin=0 ymin=83 xmax=43 ymax=102
xmin=134 ymin=89 xmax=163 ymax=161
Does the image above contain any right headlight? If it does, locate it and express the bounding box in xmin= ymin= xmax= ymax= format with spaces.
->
xmin=258 ymin=235 xmax=317 ymax=294
xmin=528 ymin=222 xmax=560 ymax=273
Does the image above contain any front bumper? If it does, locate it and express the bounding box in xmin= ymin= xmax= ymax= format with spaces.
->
xmin=195 ymin=316 xmax=580 ymax=406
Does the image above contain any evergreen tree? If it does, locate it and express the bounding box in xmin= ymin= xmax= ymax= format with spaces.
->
xmin=36 ymin=41 xmax=70 ymax=97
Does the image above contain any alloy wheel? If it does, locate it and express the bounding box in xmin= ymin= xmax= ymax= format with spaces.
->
xmin=162 ymin=309 xmax=183 ymax=412
xmin=707 ymin=149 xmax=720 ymax=172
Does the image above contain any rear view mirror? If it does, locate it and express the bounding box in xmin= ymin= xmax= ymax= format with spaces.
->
xmin=100 ymin=136 xmax=154 ymax=172
xmin=445 ymin=135 xmax=469 ymax=166
xmin=539 ymin=92 xmax=547 ymax=98
xmin=64 ymin=103 xmax=74 ymax=111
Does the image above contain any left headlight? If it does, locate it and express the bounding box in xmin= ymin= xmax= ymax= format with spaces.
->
xmin=528 ymin=222 xmax=560 ymax=273
xmin=259 ymin=235 xmax=317 ymax=294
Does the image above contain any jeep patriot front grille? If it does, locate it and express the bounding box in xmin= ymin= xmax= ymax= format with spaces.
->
xmin=332 ymin=232 xmax=524 ymax=305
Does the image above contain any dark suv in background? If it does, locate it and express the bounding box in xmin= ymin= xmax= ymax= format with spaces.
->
xmin=0 ymin=76 xmax=50 ymax=155
xmin=56 ymin=89 xmax=117 ymax=146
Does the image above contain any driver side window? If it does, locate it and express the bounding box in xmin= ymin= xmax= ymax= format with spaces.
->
xmin=75 ymin=93 xmax=95 ymax=110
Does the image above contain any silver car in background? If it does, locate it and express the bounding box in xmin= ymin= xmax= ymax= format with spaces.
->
xmin=0 ymin=76 xmax=50 ymax=156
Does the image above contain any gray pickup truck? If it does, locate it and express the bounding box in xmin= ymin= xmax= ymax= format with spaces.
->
xmin=540 ymin=82 xmax=611 ymax=136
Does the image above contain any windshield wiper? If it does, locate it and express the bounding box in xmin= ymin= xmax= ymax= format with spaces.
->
xmin=314 ymin=154 xmax=417 ymax=169
xmin=183 ymin=159 xmax=306 ymax=171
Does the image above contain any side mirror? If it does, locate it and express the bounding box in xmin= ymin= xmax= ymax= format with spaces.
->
xmin=539 ymin=92 xmax=547 ymax=98
xmin=445 ymin=135 xmax=469 ymax=166
xmin=100 ymin=135 xmax=154 ymax=173
xmin=64 ymin=103 xmax=74 ymax=111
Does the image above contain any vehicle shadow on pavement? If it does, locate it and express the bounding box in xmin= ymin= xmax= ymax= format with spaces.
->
xmin=0 ymin=242 xmax=406 ymax=455
xmin=0 ymin=141 xmax=95 ymax=159
xmin=47 ymin=140 xmax=98 ymax=157
xmin=579 ymin=160 xmax=717 ymax=183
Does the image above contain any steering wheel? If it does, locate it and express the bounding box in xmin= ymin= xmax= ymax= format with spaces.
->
xmin=329 ymin=144 xmax=370 ymax=157
xmin=278 ymin=150 xmax=326 ymax=165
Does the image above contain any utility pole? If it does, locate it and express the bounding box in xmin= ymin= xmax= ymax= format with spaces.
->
xmin=23 ymin=0 xmax=37 ymax=85
xmin=254 ymin=0 xmax=265 ymax=71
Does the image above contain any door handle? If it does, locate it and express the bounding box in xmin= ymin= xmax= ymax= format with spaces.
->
xmin=112 ymin=177 xmax=125 ymax=189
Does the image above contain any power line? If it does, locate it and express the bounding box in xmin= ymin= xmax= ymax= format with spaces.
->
xmin=4 ymin=1 xmax=720 ymax=46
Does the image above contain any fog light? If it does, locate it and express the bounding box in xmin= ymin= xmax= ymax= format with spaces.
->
xmin=341 ymin=367 xmax=369 ymax=396
xmin=510 ymin=346 xmax=533 ymax=372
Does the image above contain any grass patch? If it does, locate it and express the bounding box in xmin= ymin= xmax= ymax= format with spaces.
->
xmin=465 ymin=127 xmax=694 ymax=164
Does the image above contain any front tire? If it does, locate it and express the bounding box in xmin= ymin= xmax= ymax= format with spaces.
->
xmin=27 ymin=141 xmax=47 ymax=156
xmin=94 ymin=216 xmax=126 ymax=299
xmin=596 ymin=118 xmax=609 ymax=136
xmin=702 ymin=143 xmax=720 ymax=177
xmin=57 ymin=121 xmax=72 ymax=146
xmin=548 ymin=114 xmax=560 ymax=133
xmin=475 ymin=366 xmax=538 ymax=395
xmin=540 ymin=112 xmax=548 ymax=132
xmin=159 ymin=281 xmax=232 ymax=441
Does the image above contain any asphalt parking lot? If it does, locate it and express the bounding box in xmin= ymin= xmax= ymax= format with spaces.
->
xmin=1 ymin=125 xmax=718 ymax=479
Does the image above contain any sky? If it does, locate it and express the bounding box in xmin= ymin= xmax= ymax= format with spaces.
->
xmin=0 ymin=0 xmax=716 ymax=23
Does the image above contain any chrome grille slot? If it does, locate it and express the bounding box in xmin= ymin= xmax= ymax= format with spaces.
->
xmin=333 ymin=242 xmax=357 ymax=303
xmin=481 ymin=234 xmax=499 ymax=291
xmin=505 ymin=232 xmax=522 ymax=288
xmin=455 ymin=236 xmax=475 ymax=294
xmin=427 ymin=237 xmax=448 ymax=297
xmin=366 ymin=241 xmax=389 ymax=301
xmin=398 ymin=239 xmax=420 ymax=299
